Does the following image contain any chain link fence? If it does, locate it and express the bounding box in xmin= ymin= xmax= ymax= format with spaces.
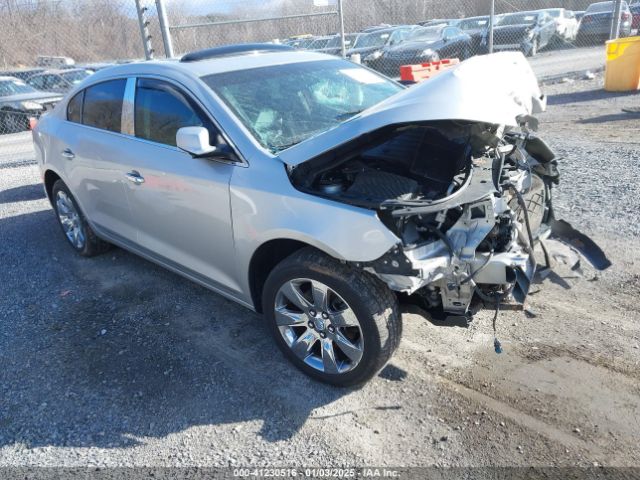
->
xmin=0 ymin=0 xmax=164 ymax=146
xmin=1 ymin=0 xmax=636 ymax=160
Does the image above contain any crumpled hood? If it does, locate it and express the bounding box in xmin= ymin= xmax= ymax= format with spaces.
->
xmin=279 ymin=52 xmax=546 ymax=167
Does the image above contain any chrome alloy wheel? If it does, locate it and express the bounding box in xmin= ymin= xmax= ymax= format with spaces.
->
xmin=55 ymin=190 xmax=85 ymax=249
xmin=274 ymin=278 xmax=364 ymax=374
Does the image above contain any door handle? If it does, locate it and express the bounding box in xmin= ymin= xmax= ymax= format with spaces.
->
xmin=125 ymin=171 xmax=145 ymax=185
xmin=61 ymin=148 xmax=75 ymax=160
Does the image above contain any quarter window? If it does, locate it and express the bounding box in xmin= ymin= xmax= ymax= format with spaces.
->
xmin=134 ymin=78 xmax=216 ymax=147
xmin=82 ymin=79 xmax=126 ymax=133
xmin=67 ymin=91 xmax=83 ymax=123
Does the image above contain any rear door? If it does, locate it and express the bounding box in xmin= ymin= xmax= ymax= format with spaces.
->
xmin=53 ymin=78 xmax=137 ymax=242
xmin=115 ymin=77 xmax=241 ymax=292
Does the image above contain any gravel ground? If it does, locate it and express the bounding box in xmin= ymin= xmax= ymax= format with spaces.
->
xmin=0 ymin=71 xmax=639 ymax=471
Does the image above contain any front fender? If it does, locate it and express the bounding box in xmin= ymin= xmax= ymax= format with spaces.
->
xmin=230 ymin=158 xmax=400 ymax=301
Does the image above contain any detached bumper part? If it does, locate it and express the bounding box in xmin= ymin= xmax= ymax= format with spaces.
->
xmin=550 ymin=219 xmax=612 ymax=271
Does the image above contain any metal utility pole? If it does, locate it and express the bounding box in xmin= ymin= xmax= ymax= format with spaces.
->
xmin=337 ymin=0 xmax=346 ymax=58
xmin=488 ymin=0 xmax=495 ymax=54
xmin=610 ymin=0 xmax=623 ymax=40
xmin=156 ymin=0 xmax=175 ymax=58
xmin=135 ymin=0 xmax=154 ymax=60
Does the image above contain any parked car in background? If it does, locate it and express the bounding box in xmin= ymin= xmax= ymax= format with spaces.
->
xmin=314 ymin=33 xmax=361 ymax=56
xmin=418 ymin=18 xmax=459 ymax=27
xmin=630 ymin=2 xmax=640 ymax=30
xmin=36 ymin=56 xmax=75 ymax=68
xmin=492 ymin=10 xmax=557 ymax=56
xmin=457 ymin=15 xmax=492 ymax=55
xmin=545 ymin=8 xmax=580 ymax=41
xmin=577 ymin=1 xmax=632 ymax=44
xmin=0 ymin=76 xmax=61 ymax=133
xmin=0 ymin=68 xmax=44 ymax=82
xmin=368 ymin=25 xmax=472 ymax=77
xmin=345 ymin=26 xmax=417 ymax=64
xmin=26 ymin=69 xmax=93 ymax=94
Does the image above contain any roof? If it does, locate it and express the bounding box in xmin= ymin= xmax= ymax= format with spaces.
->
xmin=0 ymin=76 xmax=21 ymax=81
xmin=85 ymin=50 xmax=337 ymax=84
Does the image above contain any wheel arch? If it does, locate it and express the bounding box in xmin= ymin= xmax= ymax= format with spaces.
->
xmin=43 ymin=169 xmax=62 ymax=205
xmin=248 ymin=238 xmax=317 ymax=313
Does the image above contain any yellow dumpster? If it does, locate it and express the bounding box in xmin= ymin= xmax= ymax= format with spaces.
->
xmin=604 ymin=36 xmax=640 ymax=91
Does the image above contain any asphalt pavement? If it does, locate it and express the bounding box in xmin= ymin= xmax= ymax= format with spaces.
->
xmin=529 ymin=45 xmax=604 ymax=80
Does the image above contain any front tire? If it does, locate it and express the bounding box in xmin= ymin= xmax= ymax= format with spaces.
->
xmin=262 ymin=247 xmax=401 ymax=387
xmin=52 ymin=180 xmax=111 ymax=257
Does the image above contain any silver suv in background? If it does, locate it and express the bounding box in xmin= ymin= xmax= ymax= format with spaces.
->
xmin=33 ymin=44 xmax=609 ymax=386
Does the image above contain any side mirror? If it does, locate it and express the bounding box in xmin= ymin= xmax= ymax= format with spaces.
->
xmin=176 ymin=126 xmax=217 ymax=157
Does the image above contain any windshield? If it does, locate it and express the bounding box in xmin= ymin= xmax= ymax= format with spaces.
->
xmin=587 ymin=2 xmax=614 ymax=12
xmin=498 ymin=13 xmax=538 ymax=25
xmin=355 ymin=31 xmax=391 ymax=48
xmin=0 ymin=78 xmax=37 ymax=96
xmin=203 ymin=60 xmax=402 ymax=153
xmin=408 ymin=27 xmax=442 ymax=41
xmin=457 ymin=17 xmax=489 ymax=30
xmin=61 ymin=69 xmax=92 ymax=84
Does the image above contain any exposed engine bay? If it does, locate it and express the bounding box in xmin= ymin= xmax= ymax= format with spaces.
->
xmin=290 ymin=120 xmax=610 ymax=319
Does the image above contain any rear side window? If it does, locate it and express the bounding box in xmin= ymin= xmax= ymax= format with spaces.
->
xmin=67 ymin=91 xmax=83 ymax=123
xmin=134 ymin=78 xmax=216 ymax=147
xmin=82 ymin=79 xmax=126 ymax=133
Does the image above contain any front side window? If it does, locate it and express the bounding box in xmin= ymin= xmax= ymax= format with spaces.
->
xmin=82 ymin=79 xmax=126 ymax=132
xmin=202 ymin=59 xmax=402 ymax=153
xmin=134 ymin=78 xmax=216 ymax=147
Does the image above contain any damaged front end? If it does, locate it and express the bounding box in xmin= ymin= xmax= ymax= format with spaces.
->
xmin=284 ymin=53 xmax=610 ymax=321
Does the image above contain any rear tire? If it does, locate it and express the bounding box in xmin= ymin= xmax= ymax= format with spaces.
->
xmin=52 ymin=180 xmax=111 ymax=257
xmin=262 ymin=247 xmax=401 ymax=387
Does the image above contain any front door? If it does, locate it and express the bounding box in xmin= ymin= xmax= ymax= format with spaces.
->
xmin=118 ymin=78 xmax=241 ymax=293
